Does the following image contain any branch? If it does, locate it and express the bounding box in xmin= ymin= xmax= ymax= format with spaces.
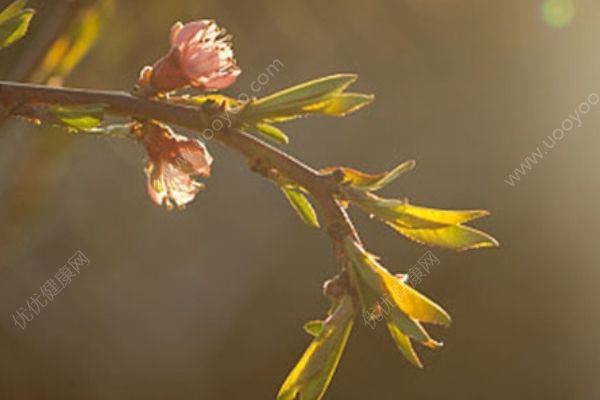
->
xmin=0 ymin=80 xmax=359 ymax=250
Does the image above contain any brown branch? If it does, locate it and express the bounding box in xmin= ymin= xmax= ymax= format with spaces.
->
xmin=0 ymin=80 xmax=360 ymax=251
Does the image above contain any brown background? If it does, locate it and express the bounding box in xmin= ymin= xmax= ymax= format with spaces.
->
xmin=1 ymin=0 xmax=599 ymax=399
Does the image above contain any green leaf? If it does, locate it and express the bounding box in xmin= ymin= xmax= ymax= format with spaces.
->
xmin=365 ymin=160 xmax=416 ymax=191
xmin=251 ymin=74 xmax=357 ymax=113
xmin=345 ymin=239 xmax=451 ymax=327
xmin=278 ymin=296 xmax=354 ymax=400
xmin=254 ymin=123 xmax=289 ymax=145
xmin=381 ymin=270 xmax=451 ymax=327
xmin=281 ymin=186 xmax=320 ymax=228
xmin=303 ymin=320 xmax=324 ymax=337
xmin=386 ymin=302 xmax=438 ymax=344
xmin=238 ymin=74 xmax=373 ymax=124
xmin=349 ymin=192 xmax=498 ymax=250
xmin=378 ymin=201 xmax=490 ymax=228
xmin=343 ymin=239 xmax=448 ymax=367
xmin=386 ymin=322 xmax=423 ymax=368
xmin=322 ymin=160 xmax=416 ymax=191
xmin=178 ymin=94 xmax=237 ymax=107
xmin=0 ymin=0 xmax=27 ymax=25
xmin=320 ymin=93 xmax=374 ymax=117
xmin=0 ymin=1 xmax=34 ymax=50
xmin=51 ymin=104 xmax=105 ymax=130
xmin=390 ymin=223 xmax=499 ymax=251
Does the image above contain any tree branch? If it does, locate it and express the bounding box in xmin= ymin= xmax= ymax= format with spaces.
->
xmin=0 ymin=80 xmax=359 ymax=250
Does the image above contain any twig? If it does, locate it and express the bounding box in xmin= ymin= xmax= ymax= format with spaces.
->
xmin=0 ymin=81 xmax=360 ymax=252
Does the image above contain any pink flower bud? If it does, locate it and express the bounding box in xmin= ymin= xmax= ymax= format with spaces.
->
xmin=134 ymin=121 xmax=213 ymax=209
xmin=148 ymin=20 xmax=241 ymax=93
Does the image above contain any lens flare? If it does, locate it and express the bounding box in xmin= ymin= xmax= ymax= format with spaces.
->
xmin=541 ymin=0 xmax=575 ymax=28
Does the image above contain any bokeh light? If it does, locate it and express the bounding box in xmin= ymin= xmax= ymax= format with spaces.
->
xmin=541 ymin=0 xmax=576 ymax=28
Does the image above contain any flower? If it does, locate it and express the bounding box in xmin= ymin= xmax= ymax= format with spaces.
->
xmin=143 ymin=20 xmax=241 ymax=93
xmin=133 ymin=120 xmax=213 ymax=209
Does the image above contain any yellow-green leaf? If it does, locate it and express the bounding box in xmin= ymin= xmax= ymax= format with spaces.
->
xmin=386 ymin=322 xmax=423 ymax=368
xmin=349 ymin=192 xmax=498 ymax=250
xmin=386 ymin=303 xmax=437 ymax=343
xmin=238 ymin=74 xmax=373 ymax=124
xmin=251 ymin=74 xmax=357 ymax=113
xmin=356 ymin=195 xmax=489 ymax=228
xmin=0 ymin=0 xmax=27 ymax=24
xmin=390 ymin=223 xmax=499 ymax=251
xmin=278 ymin=296 xmax=354 ymax=400
xmin=254 ymin=123 xmax=289 ymax=144
xmin=380 ymin=268 xmax=451 ymax=327
xmin=344 ymin=239 xmax=446 ymax=366
xmin=180 ymin=94 xmax=237 ymax=107
xmin=320 ymin=93 xmax=374 ymax=116
xmin=366 ymin=160 xmax=416 ymax=191
xmin=0 ymin=5 xmax=34 ymax=50
xmin=52 ymin=104 xmax=105 ymax=130
xmin=322 ymin=160 xmax=415 ymax=191
xmin=303 ymin=320 xmax=324 ymax=337
xmin=281 ymin=186 xmax=320 ymax=228
xmin=391 ymin=203 xmax=490 ymax=228
xmin=345 ymin=239 xmax=451 ymax=327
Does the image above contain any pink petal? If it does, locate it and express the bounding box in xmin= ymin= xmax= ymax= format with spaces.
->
xmin=178 ymin=141 xmax=213 ymax=176
xmin=172 ymin=20 xmax=214 ymax=47
xmin=181 ymin=47 xmax=220 ymax=79
xmin=162 ymin=163 xmax=203 ymax=207
xmin=169 ymin=22 xmax=184 ymax=46
xmin=202 ymin=69 xmax=241 ymax=90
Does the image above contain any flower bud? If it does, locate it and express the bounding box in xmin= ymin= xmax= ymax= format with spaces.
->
xmin=145 ymin=20 xmax=241 ymax=93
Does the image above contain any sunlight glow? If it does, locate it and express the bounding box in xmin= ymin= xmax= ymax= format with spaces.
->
xmin=541 ymin=0 xmax=576 ymax=28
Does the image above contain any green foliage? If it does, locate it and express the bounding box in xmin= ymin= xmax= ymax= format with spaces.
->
xmin=253 ymin=123 xmax=289 ymax=144
xmin=278 ymin=296 xmax=354 ymax=400
xmin=386 ymin=321 xmax=423 ymax=368
xmin=351 ymin=192 xmax=498 ymax=250
xmin=237 ymin=74 xmax=374 ymax=125
xmin=303 ymin=320 xmax=324 ymax=337
xmin=331 ymin=161 xmax=498 ymax=250
xmin=51 ymin=104 xmax=105 ymax=130
xmin=322 ymin=160 xmax=416 ymax=192
xmin=175 ymin=75 xmax=373 ymax=149
xmin=0 ymin=0 xmax=27 ymax=24
xmin=244 ymin=74 xmax=356 ymax=117
xmin=177 ymin=94 xmax=236 ymax=107
xmin=281 ymin=186 xmax=320 ymax=228
xmin=344 ymin=238 xmax=448 ymax=367
xmin=318 ymin=93 xmax=374 ymax=117
xmin=0 ymin=0 xmax=34 ymax=50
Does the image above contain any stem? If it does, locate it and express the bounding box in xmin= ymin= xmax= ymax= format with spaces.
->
xmin=0 ymin=81 xmax=359 ymax=249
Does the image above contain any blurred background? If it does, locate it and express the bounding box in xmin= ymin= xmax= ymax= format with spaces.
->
xmin=1 ymin=0 xmax=599 ymax=398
